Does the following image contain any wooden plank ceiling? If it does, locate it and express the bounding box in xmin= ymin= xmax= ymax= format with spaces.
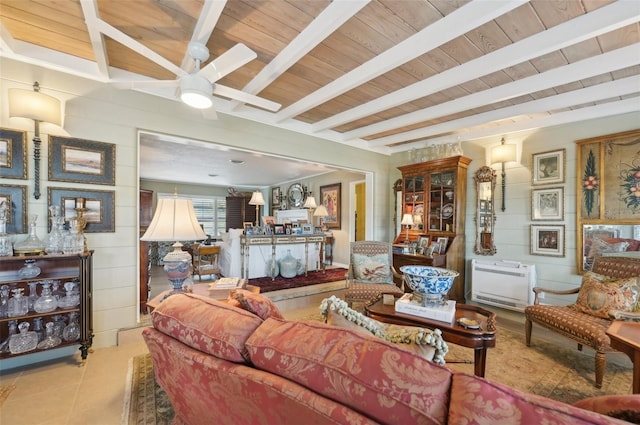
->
xmin=1 ymin=0 xmax=639 ymax=155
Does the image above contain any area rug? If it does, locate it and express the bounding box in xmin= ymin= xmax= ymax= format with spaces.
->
xmin=248 ymin=267 xmax=347 ymax=293
xmin=123 ymin=325 xmax=633 ymax=422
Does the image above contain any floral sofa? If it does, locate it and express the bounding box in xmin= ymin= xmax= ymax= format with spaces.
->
xmin=142 ymin=292 xmax=629 ymax=425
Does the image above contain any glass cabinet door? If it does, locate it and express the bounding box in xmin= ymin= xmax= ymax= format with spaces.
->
xmin=403 ymin=176 xmax=424 ymax=230
xmin=428 ymin=171 xmax=455 ymax=232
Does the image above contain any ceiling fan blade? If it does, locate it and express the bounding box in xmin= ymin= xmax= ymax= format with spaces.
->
xmin=212 ymin=85 xmax=281 ymax=112
xmin=111 ymin=79 xmax=180 ymax=89
xmin=198 ymin=43 xmax=257 ymax=83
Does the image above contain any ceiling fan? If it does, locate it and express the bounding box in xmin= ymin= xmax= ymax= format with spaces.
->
xmin=111 ymin=40 xmax=281 ymax=114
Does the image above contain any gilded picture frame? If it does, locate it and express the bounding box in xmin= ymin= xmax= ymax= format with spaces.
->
xmin=0 ymin=128 xmax=27 ymax=180
xmin=49 ymin=136 xmax=116 ymax=185
xmin=48 ymin=187 xmax=115 ymax=232
xmin=531 ymin=224 xmax=565 ymax=257
xmin=0 ymin=184 xmax=27 ymax=233
xmin=320 ymin=183 xmax=341 ymax=230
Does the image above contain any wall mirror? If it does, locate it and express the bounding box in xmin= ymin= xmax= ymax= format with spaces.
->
xmin=473 ymin=166 xmax=497 ymax=255
xmin=576 ymin=130 xmax=640 ymax=273
xmin=287 ymin=183 xmax=305 ymax=208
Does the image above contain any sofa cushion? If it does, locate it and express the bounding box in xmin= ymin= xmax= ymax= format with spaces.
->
xmin=228 ymin=289 xmax=284 ymax=320
xmin=151 ymin=293 xmax=262 ymax=363
xmin=449 ymin=373 xmax=622 ymax=424
xmin=574 ymin=272 xmax=639 ymax=318
xmin=352 ymin=253 xmax=391 ymax=282
xmin=246 ymin=317 xmax=452 ymax=425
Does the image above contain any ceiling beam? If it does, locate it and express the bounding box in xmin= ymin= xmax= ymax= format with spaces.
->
xmin=229 ymin=0 xmax=370 ymax=111
xmin=180 ymin=0 xmax=227 ymax=72
xmin=318 ymin=0 xmax=639 ymax=133
xmin=363 ymin=44 xmax=640 ymax=146
xmin=274 ymin=0 xmax=527 ymax=123
xmin=80 ymin=0 xmax=109 ymax=78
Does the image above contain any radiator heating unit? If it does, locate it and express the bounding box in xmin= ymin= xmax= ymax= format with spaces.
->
xmin=471 ymin=259 xmax=536 ymax=312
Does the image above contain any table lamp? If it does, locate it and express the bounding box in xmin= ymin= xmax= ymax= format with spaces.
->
xmin=401 ymin=213 xmax=414 ymax=244
xmin=140 ymin=194 xmax=206 ymax=297
xmin=249 ymin=190 xmax=265 ymax=226
xmin=314 ymin=204 xmax=329 ymax=232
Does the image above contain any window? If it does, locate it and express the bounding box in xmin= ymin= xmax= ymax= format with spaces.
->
xmin=159 ymin=193 xmax=226 ymax=237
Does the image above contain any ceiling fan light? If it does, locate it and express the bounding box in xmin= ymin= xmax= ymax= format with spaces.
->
xmin=180 ymin=75 xmax=212 ymax=109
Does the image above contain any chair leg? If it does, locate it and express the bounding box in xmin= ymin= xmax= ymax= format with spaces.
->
xmin=595 ymin=351 xmax=606 ymax=389
xmin=525 ymin=319 xmax=532 ymax=346
xmin=578 ymin=343 xmax=583 ymax=351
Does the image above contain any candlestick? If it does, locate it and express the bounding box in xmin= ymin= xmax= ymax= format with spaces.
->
xmin=75 ymin=197 xmax=86 ymax=209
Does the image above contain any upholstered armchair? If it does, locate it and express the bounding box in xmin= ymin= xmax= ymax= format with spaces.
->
xmin=344 ymin=241 xmax=405 ymax=307
xmin=525 ymin=255 xmax=640 ymax=388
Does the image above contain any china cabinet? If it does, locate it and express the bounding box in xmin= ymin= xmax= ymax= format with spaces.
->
xmin=0 ymin=252 xmax=93 ymax=363
xmin=395 ymin=156 xmax=471 ymax=302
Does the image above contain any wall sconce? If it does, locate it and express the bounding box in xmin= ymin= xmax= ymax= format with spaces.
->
xmin=140 ymin=194 xmax=206 ymax=297
xmin=491 ymin=137 xmax=517 ymax=212
xmin=9 ymin=82 xmax=62 ymax=200
xmin=401 ymin=213 xmax=414 ymax=244
xmin=248 ymin=190 xmax=265 ymax=226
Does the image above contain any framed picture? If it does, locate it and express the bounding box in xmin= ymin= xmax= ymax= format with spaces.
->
xmin=320 ymin=183 xmax=341 ymax=229
xmin=47 ymin=187 xmax=115 ymax=232
xmin=301 ymin=223 xmax=313 ymax=234
xmin=0 ymin=128 xmax=27 ymax=179
xmin=436 ymin=237 xmax=449 ymax=254
xmin=261 ymin=216 xmax=275 ymax=227
xmin=531 ymin=187 xmax=564 ymax=221
xmin=48 ymin=136 xmax=116 ymax=185
xmin=532 ymin=149 xmax=565 ymax=185
xmin=418 ymin=236 xmax=430 ymax=249
xmin=274 ymin=224 xmax=285 ymax=235
xmin=271 ymin=187 xmax=281 ymax=206
xmin=243 ymin=222 xmax=253 ymax=234
xmin=0 ymin=184 xmax=27 ymax=233
xmin=531 ymin=224 xmax=565 ymax=257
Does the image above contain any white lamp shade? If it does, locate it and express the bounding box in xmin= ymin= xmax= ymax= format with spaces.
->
xmin=141 ymin=197 xmax=206 ymax=242
xmin=248 ymin=191 xmax=265 ymax=206
xmin=491 ymin=143 xmax=517 ymax=164
xmin=303 ymin=195 xmax=317 ymax=209
xmin=9 ymin=88 xmax=62 ymax=125
xmin=401 ymin=213 xmax=414 ymax=226
xmin=413 ymin=214 xmax=423 ymax=225
xmin=180 ymin=74 xmax=213 ymax=109
xmin=313 ymin=204 xmax=328 ymax=217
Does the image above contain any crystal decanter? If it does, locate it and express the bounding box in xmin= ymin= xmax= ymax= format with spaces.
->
xmin=9 ymin=321 xmax=38 ymax=354
xmin=0 ymin=200 xmax=12 ymax=256
xmin=63 ymin=312 xmax=80 ymax=342
xmin=8 ymin=288 xmax=28 ymax=317
xmin=37 ymin=322 xmax=62 ymax=350
xmin=0 ymin=320 xmax=17 ymax=353
xmin=0 ymin=285 xmax=9 ymax=318
xmin=18 ymin=259 xmax=41 ymax=279
xmin=14 ymin=214 xmax=45 ymax=256
xmin=34 ymin=282 xmax=58 ymax=313
xmin=27 ymin=281 xmax=39 ymax=312
xmin=46 ymin=206 xmax=66 ymax=254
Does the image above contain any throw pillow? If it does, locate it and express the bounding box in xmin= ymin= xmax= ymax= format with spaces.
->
xmin=352 ymin=253 xmax=391 ymax=283
xmin=319 ymin=295 xmax=447 ymax=364
xmin=574 ymin=272 xmax=639 ymax=318
xmin=588 ymin=237 xmax=630 ymax=259
xmin=229 ymin=289 xmax=284 ymax=320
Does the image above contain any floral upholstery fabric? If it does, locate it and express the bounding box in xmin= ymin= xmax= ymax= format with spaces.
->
xmin=448 ymin=373 xmax=622 ymax=424
xmin=352 ymin=253 xmax=392 ymax=282
xmin=574 ymin=272 xmax=639 ymax=318
xmin=151 ymin=293 xmax=262 ymax=363
xmin=588 ymin=237 xmax=630 ymax=259
xmin=246 ymin=317 xmax=452 ymax=424
xmin=143 ymin=327 xmax=377 ymax=425
xmin=227 ymin=288 xmax=284 ymax=320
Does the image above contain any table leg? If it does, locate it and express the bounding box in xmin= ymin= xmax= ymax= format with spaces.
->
xmin=474 ymin=348 xmax=487 ymax=377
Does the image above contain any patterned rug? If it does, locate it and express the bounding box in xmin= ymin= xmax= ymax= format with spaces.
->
xmin=248 ymin=267 xmax=347 ymax=292
xmin=123 ymin=325 xmax=633 ymax=422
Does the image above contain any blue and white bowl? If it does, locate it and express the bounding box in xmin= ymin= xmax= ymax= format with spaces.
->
xmin=400 ymin=265 xmax=459 ymax=303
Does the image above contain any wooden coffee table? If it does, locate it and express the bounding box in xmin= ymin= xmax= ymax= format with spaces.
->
xmin=365 ymin=297 xmax=497 ymax=377
xmin=606 ymin=321 xmax=640 ymax=393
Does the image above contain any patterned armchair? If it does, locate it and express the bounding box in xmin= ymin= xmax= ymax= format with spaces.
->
xmin=344 ymin=241 xmax=405 ymax=307
xmin=525 ymin=255 xmax=640 ymax=388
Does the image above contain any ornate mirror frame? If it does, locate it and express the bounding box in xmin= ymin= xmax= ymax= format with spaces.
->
xmin=473 ymin=166 xmax=497 ymax=255
xmin=576 ymin=129 xmax=640 ymax=273
xmin=287 ymin=183 xmax=306 ymax=208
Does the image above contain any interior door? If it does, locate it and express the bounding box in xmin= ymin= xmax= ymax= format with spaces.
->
xmin=355 ymin=182 xmax=366 ymax=241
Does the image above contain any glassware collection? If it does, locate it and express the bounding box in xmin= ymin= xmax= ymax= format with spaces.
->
xmin=407 ymin=141 xmax=464 ymax=164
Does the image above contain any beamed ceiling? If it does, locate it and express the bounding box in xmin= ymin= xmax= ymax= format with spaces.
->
xmin=1 ymin=0 xmax=639 ymax=157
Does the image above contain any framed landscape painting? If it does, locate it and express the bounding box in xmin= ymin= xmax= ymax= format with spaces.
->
xmin=48 ymin=187 xmax=115 ymax=232
xmin=49 ymin=136 xmax=115 ymax=185
xmin=0 ymin=128 xmax=27 ymax=180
